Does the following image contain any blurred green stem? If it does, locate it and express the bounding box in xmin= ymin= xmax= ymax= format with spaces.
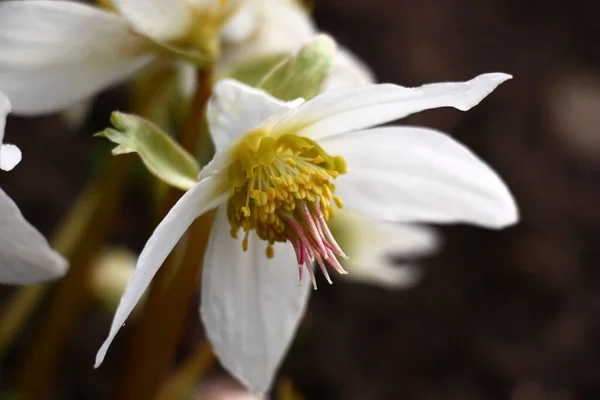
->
xmin=117 ymin=68 xmax=216 ymax=399
xmin=154 ymin=340 xmax=216 ymax=400
xmin=15 ymin=155 xmax=133 ymax=399
xmin=0 ymin=285 xmax=44 ymax=360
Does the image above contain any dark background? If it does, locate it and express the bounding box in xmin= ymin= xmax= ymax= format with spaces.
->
xmin=2 ymin=0 xmax=600 ymax=399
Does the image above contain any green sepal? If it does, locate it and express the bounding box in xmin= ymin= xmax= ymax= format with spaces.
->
xmin=218 ymin=53 xmax=288 ymax=87
xmin=258 ymin=34 xmax=336 ymax=101
xmin=95 ymin=112 xmax=200 ymax=191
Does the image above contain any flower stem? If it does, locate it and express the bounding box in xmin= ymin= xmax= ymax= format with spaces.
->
xmin=153 ymin=335 xmax=216 ymax=399
xmin=14 ymin=155 xmax=132 ymax=398
xmin=117 ymin=68 xmax=216 ymax=399
xmin=0 ymin=285 xmax=45 ymax=360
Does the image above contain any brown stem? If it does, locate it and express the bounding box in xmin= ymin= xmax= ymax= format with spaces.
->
xmin=15 ymin=155 xmax=132 ymax=399
xmin=117 ymin=68 xmax=216 ymax=399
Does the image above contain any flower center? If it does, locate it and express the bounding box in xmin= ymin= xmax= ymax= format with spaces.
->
xmin=227 ymin=132 xmax=348 ymax=288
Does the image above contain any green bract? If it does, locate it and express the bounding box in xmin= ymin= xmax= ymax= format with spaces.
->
xmin=258 ymin=34 xmax=335 ymax=101
xmin=96 ymin=112 xmax=199 ymax=191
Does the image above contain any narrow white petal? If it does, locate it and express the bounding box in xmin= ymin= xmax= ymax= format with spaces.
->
xmin=0 ymin=187 xmax=68 ymax=284
xmin=0 ymin=1 xmax=153 ymax=115
xmin=322 ymin=126 xmax=519 ymax=228
xmin=208 ymin=79 xmax=302 ymax=152
xmin=330 ymin=210 xmax=438 ymax=289
xmin=95 ymin=175 xmax=227 ymax=367
xmin=324 ymin=47 xmax=376 ymax=90
xmin=112 ymin=0 xmax=192 ymax=41
xmin=274 ymin=73 xmax=512 ymax=141
xmin=0 ymin=145 xmax=22 ymax=172
xmin=201 ymin=207 xmax=311 ymax=394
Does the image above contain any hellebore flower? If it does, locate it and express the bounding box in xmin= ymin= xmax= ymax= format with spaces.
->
xmin=0 ymin=0 xmax=250 ymax=115
xmin=0 ymin=92 xmax=68 ymax=283
xmin=96 ymin=74 xmax=518 ymax=393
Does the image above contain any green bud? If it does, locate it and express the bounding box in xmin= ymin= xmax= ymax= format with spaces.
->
xmin=258 ymin=34 xmax=336 ymax=101
xmin=96 ymin=112 xmax=200 ymax=191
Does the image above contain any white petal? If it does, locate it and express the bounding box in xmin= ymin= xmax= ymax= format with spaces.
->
xmin=0 ymin=144 xmax=22 ymax=172
xmin=95 ymin=175 xmax=227 ymax=367
xmin=208 ymin=79 xmax=302 ymax=152
xmin=0 ymin=187 xmax=68 ymax=284
xmin=330 ymin=210 xmax=438 ymax=289
xmin=324 ymin=47 xmax=376 ymax=91
xmin=111 ymin=0 xmax=192 ymax=41
xmin=273 ymin=73 xmax=512 ymax=141
xmin=0 ymin=1 xmax=153 ymax=115
xmin=322 ymin=126 xmax=519 ymax=228
xmin=220 ymin=0 xmax=257 ymax=44
xmin=201 ymin=207 xmax=311 ymax=394
xmin=219 ymin=0 xmax=315 ymax=68
xmin=0 ymin=92 xmax=20 ymax=171
xmin=0 ymin=91 xmax=9 ymax=137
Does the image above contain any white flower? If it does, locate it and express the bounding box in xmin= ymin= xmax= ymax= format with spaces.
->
xmin=96 ymin=74 xmax=518 ymax=393
xmin=0 ymin=0 xmax=250 ymax=115
xmin=220 ymin=0 xmax=315 ymax=68
xmin=0 ymin=91 xmax=68 ymax=283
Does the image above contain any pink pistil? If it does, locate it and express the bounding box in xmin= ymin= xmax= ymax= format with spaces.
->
xmin=301 ymin=203 xmax=328 ymax=259
xmin=314 ymin=202 xmax=347 ymax=259
xmin=314 ymin=253 xmax=333 ymax=285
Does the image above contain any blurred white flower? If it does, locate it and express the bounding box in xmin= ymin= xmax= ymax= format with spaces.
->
xmin=96 ymin=74 xmax=518 ymax=393
xmin=90 ymin=247 xmax=138 ymax=313
xmin=0 ymin=0 xmax=251 ymax=116
xmin=329 ymin=210 xmax=439 ymax=289
xmin=220 ymin=0 xmax=315 ymax=68
xmin=0 ymin=92 xmax=68 ymax=284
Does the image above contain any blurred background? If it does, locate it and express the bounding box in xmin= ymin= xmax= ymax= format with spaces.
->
xmin=2 ymin=0 xmax=600 ymax=399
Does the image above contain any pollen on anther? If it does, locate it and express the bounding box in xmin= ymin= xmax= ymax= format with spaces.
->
xmin=242 ymin=234 xmax=249 ymax=252
xmin=333 ymin=195 xmax=344 ymax=208
xmin=266 ymin=244 xmax=274 ymax=259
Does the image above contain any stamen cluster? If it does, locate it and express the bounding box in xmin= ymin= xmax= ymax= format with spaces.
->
xmin=227 ymin=132 xmax=349 ymax=287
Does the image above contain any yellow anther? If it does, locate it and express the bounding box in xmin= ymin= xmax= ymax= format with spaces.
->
xmin=333 ymin=195 xmax=344 ymax=208
xmin=266 ymin=244 xmax=274 ymax=259
xmin=226 ymin=133 xmax=347 ymax=251
xmin=242 ymin=235 xmax=249 ymax=252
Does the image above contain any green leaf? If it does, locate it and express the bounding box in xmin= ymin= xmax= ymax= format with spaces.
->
xmin=95 ymin=112 xmax=200 ymax=191
xmin=258 ymin=34 xmax=336 ymax=101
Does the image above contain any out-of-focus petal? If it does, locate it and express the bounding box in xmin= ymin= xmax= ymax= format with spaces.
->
xmin=0 ymin=0 xmax=153 ymax=115
xmin=0 ymin=91 xmax=21 ymax=171
xmin=0 ymin=187 xmax=68 ymax=284
xmin=111 ymin=0 xmax=192 ymax=41
xmin=329 ymin=210 xmax=439 ymax=289
xmin=321 ymin=126 xmax=519 ymax=228
xmin=201 ymin=207 xmax=311 ymax=394
xmin=95 ymin=175 xmax=227 ymax=367
xmin=325 ymin=47 xmax=376 ymax=90
xmin=220 ymin=0 xmax=315 ymax=68
xmin=274 ymin=73 xmax=512 ymax=141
